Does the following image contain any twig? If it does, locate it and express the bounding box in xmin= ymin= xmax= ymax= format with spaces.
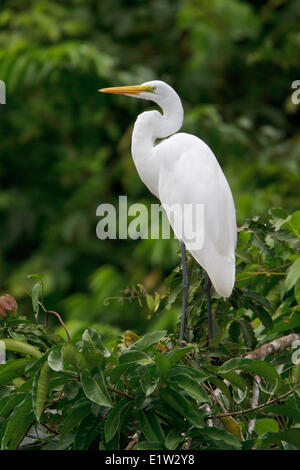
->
xmin=45 ymin=310 xmax=71 ymax=341
xmin=107 ymin=386 xmax=134 ymax=400
xmin=207 ymin=389 xmax=294 ymax=419
xmin=41 ymin=422 xmax=59 ymax=436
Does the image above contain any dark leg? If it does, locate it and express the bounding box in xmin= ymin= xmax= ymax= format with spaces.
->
xmin=204 ymin=271 xmax=213 ymax=344
xmin=179 ymin=241 xmax=189 ymax=347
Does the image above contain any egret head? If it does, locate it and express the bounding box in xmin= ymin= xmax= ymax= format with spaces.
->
xmin=99 ymin=80 xmax=179 ymax=107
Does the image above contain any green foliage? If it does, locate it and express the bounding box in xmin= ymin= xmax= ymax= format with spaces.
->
xmin=0 ymin=208 xmax=299 ymax=450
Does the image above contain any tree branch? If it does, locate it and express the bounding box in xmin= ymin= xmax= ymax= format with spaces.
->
xmin=244 ymin=333 xmax=300 ymax=361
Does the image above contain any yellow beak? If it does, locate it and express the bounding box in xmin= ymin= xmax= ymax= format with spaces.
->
xmin=98 ymin=85 xmax=154 ymax=95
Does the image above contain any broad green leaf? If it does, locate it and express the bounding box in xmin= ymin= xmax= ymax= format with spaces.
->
xmin=42 ymin=433 xmax=75 ymax=450
xmin=251 ymin=305 xmax=273 ymax=330
xmin=61 ymin=404 xmax=91 ymax=440
xmin=104 ymin=398 xmax=131 ymax=442
xmin=165 ymin=429 xmax=182 ymax=450
xmin=81 ymin=372 xmax=112 ymax=408
xmin=160 ymin=387 xmax=204 ymax=428
xmin=240 ymin=318 xmax=256 ymax=348
xmin=242 ymin=290 xmax=272 ymax=312
xmin=73 ymin=415 xmax=100 ymax=450
xmin=220 ymin=370 xmax=248 ymax=392
xmin=219 ymin=358 xmax=279 ymax=391
xmin=119 ymin=350 xmax=149 ymax=364
xmin=138 ymin=410 xmax=165 ymax=443
xmin=107 ymin=363 xmax=132 ymax=384
xmin=285 ymin=257 xmax=300 ymax=291
xmin=0 ymin=359 xmax=29 ymax=386
xmin=62 ymin=343 xmax=88 ymax=372
xmin=0 ymin=392 xmax=26 ymax=416
xmin=282 ymin=210 xmax=300 ymax=239
xmin=220 ymin=416 xmax=243 ymax=442
xmin=254 ymin=418 xmax=279 ymax=435
xmin=170 ymin=374 xmax=210 ymax=403
xmin=82 ymin=328 xmax=110 ymax=357
xmin=154 ymin=353 xmax=171 ymax=380
xmin=0 ymin=338 xmax=42 ymax=359
xmin=63 ymin=381 xmax=81 ymax=400
xmin=262 ymin=429 xmax=300 ymax=450
xmin=263 ymin=404 xmax=300 ymax=421
xmin=167 ymin=345 xmax=194 ymax=366
xmin=32 ymin=361 xmax=52 ymax=421
xmin=1 ymin=395 xmax=34 ymax=450
xmin=198 ymin=426 xmax=242 ymax=449
xmin=134 ymin=330 xmax=167 ymax=351
xmin=48 ymin=348 xmax=64 ymax=372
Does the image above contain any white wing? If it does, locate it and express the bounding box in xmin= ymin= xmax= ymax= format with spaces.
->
xmin=156 ymin=132 xmax=237 ymax=297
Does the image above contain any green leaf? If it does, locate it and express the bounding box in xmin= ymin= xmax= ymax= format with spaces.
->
xmin=263 ymin=404 xmax=300 ymax=421
xmin=62 ymin=343 xmax=88 ymax=372
xmin=160 ymin=387 xmax=204 ymax=428
xmin=282 ymin=210 xmax=300 ymax=239
xmin=1 ymin=395 xmax=34 ymax=450
xmin=243 ymin=290 xmax=272 ymax=312
xmin=220 ymin=370 xmax=248 ymax=392
xmin=104 ymin=398 xmax=131 ymax=442
xmin=198 ymin=426 xmax=242 ymax=449
xmin=254 ymin=418 xmax=279 ymax=435
xmin=170 ymin=374 xmax=210 ymax=403
xmin=229 ymin=321 xmax=241 ymax=342
xmin=167 ymin=346 xmax=194 ymax=366
xmin=119 ymin=350 xmax=149 ymax=364
xmin=0 ymin=338 xmax=42 ymax=359
xmin=48 ymin=348 xmax=64 ymax=372
xmin=61 ymin=404 xmax=91 ymax=441
xmin=82 ymin=328 xmax=110 ymax=357
xmin=32 ymin=361 xmax=52 ymax=421
xmin=165 ymin=429 xmax=182 ymax=450
xmin=0 ymin=392 xmax=26 ymax=416
xmin=262 ymin=429 xmax=300 ymax=450
xmin=240 ymin=318 xmax=256 ymax=348
xmin=154 ymin=353 xmax=171 ymax=380
xmin=0 ymin=359 xmax=29 ymax=386
xmin=251 ymin=305 xmax=273 ymax=330
xmin=285 ymin=257 xmax=300 ymax=291
xmin=138 ymin=410 xmax=165 ymax=443
xmin=73 ymin=415 xmax=100 ymax=450
xmin=81 ymin=372 xmax=112 ymax=408
xmin=134 ymin=330 xmax=167 ymax=351
xmin=219 ymin=358 xmax=279 ymax=391
xmin=42 ymin=434 xmax=75 ymax=450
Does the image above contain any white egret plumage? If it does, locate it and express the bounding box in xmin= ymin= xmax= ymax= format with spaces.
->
xmin=99 ymin=80 xmax=237 ymax=344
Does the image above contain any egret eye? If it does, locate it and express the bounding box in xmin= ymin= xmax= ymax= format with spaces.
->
xmin=144 ymin=85 xmax=156 ymax=93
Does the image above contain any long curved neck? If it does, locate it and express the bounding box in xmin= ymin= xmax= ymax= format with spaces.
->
xmin=131 ymin=93 xmax=183 ymax=197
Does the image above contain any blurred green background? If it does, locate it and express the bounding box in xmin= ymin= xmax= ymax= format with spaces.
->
xmin=0 ymin=0 xmax=299 ymax=338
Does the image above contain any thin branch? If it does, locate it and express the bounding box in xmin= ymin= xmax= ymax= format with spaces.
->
xmin=46 ymin=310 xmax=70 ymax=341
xmin=208 ymin=389 xmax=294 ymax=419
xmin=107 ymin=386 xmax=134 ymax=400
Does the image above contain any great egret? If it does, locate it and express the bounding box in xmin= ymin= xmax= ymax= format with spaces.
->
xmin=99 ymin=80 xmax=237 ymax=344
